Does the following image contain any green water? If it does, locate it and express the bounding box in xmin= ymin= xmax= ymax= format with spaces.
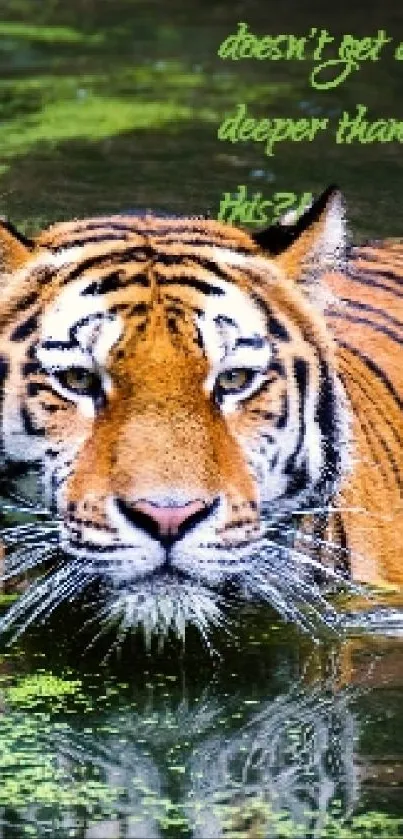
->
xmin=0 ymin=0 xmax=402 ymax=836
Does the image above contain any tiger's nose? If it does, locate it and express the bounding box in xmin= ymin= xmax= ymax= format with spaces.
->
xmin=116 ymin=497 xmax=211 ymax=543
xmin=134 ymin=500 xmax=207 ymax=537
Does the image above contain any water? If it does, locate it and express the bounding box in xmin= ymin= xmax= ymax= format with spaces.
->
xmin=1 ymin=610 xmax=403 ymax=838
xmin=0 ymin=0 xmax=402 ymax=836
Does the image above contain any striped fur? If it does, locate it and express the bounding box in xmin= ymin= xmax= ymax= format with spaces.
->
xmin=0 ymin=187 xmax=401 ymax=640
xmin=325 ymin=240 xmax=402 ymax=585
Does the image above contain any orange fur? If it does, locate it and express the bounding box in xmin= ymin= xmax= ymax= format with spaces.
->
xmin=326 ymin=245 xmax=403 ymax=585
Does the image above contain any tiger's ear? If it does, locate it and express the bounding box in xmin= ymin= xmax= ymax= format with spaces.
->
xmin=251 ymin=186 xmax=347 ymax=291
xmin=0 ymin=218 xmax=35 ymax=271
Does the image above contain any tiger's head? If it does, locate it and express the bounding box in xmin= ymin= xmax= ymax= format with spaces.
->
xmin=0 ymin=187 xmax=350 ymax=641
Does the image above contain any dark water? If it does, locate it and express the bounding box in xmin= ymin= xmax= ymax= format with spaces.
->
xmin=0 ymin=0 xmax=402 ymax=836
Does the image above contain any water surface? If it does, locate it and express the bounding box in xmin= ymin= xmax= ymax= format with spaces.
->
xmin=0 ymin=1 xmax=402 ymax=836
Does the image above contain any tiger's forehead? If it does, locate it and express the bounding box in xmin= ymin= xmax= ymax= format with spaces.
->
xmin=39 ymin=245 xmax=270 ymax=367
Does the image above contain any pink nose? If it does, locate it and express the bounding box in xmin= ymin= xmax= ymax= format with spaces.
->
xmin=132 ymin=499 xmax=207 ymax=538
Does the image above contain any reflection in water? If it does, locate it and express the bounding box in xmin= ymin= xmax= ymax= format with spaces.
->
xmin=2 ymin=678 xmax=356 ymax=836
xmin=0 ymin=630 xmax=402 ymax=838
xmin=186 ymin=686 xmax=357 ymax=838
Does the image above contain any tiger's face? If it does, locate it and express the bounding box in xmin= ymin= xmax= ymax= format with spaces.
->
xmin=0 ymin=189 xmax=350 ymax=639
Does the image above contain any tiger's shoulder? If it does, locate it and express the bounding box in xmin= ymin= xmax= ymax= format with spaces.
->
xmin=324 ymin=239 xmax=402 ymax=587
xmin=326 ymin=238 xmax=403 ymax=403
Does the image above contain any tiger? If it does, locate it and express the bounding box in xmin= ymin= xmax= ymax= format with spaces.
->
xmin=0 ymin=185 xmax=401 ymax=641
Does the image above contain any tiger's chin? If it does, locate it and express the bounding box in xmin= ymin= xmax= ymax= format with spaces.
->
xmin=67 ymin=536 xmax=341 ymax=646
xmin=38 ymin=532 xmax=252 ymax=645
xmin=99 ymin=570 xmax=228 ymax=649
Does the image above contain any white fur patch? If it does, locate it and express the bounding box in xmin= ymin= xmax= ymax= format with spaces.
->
xmin=37 ymin=276 xmax=122 ymax=417
xmin=39 ymin=279 xmax=122 ymax=369
xmin=211 ymin=247 xmax=283 ymax=280
xmin=200 ymin=284 xmax=266 ymax=363
xmin=45 ymin=246 xmax=86 ymax=269
xmin=310 ymin=192 xmax=347 ymax=274
xmin=40 ymin=276 xmax=122 ymax=349
xmin=198 ymin=283 xmax=271 ymax=408
xmin=14 ymin=246 xmax=85 ymax=280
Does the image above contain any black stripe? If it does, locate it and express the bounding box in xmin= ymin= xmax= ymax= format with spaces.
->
xmin=6 ymin=287 xmax=45 ymax=321
xmin=235 ymin=336 xmax=266 ymax=349
xmin=61 ymin=249 xmax=152 ymax=284
xmin=45 ymin=448 xmax=59 ymax=460
xmin=26 ymin=341 xmax=39 ymax=360
xmin=82 ymin=270 xmax=132 ymax=296
xmin=26 ymin=381 xmax=71 ymax=403
xmin=26 ymin=381 xmax=50 ymax=397
xmin=284 ymin=461 xmax=310 ymax=499
xmin=335 ymin=298 xmax=403 ymax=331
xmin=39 ymin=340 xmax=71 ymax=351
xmin=58 ymin=219 xmax=161 ymax=235
xmin=283 ymin=360 xmax=341 ymax=502
xmin=356 ymin=255 xmax=403 ymax=271
xmin=10 ymin=311 xmax=39 ymax=342
xmin=344 ymin=373 xmax=402 ymax=489
xmin=337 ymin=341 xmax=403 ymax=411
xmin=151 ymin=234 xmax=252 ymax=251
xmin=51 ymin=220 xmax=146 ymax=239
xmin=284 ymin=357 xmax=308 ymax=478
xmin=61 ymin=247 xmax=243 ymax=293
xmin=0 ymin=355 xmax=9 ymax=387
xmin=269 ymin=359 xmax=287 ymax=378
xmin=275 ymin=393 xmax=289 ymax=429
xmin=237 ymin=376 xmax=277 ymax=407
xmin=40 ymin=402 xmax=61 ymax=414
xmin=111 ymin=249 xmax=154 ymax=265
xmin=214 ymin=314 xmax=236 ymax=327
xmin=350 ymin=248 xmax=403 ymax=278
xmin=128 ymin=302 xmax=149 ymax=316
xmin=164 ymin=293 xmax=204 ymax=317
xmin=329 ymin=312 xmax=402 ymax=345
xmin=85 ymin=221 xmax=251 ymax=247
xmin=155 ymin=254 xmax=240 ymax=285
xmin=268 ymin=315 xmax=290 ymax=342
xmin=315 ymin=360 xmax=341 ymax=484
xmin=13 ymin=291 xmax=38 ymax=312
xmin=50 ymin=232 xmax=134 ymax=250
xmin=368 ymin=415 xmax=402 ymax=491
xmin=22 ymin=361 xmax=41 ymax=376
xmin=339 ymin=359 xmax=403 ymax=448
xmin=250 ymin=394 xmax=289 ymax=427
xmin=345 ymin=267 xmax=403 ymax=299
xmin=21 ymin=405 xmax=45 ymax=436
xmin=157 ymin=276 xmax=225 ymax=296
xmin=0 ymin=218 xmax=34 ymax=251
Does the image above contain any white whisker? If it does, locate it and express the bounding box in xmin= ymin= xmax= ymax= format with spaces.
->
xmin=252 ymin=533 xmax=355 ymax=590
xmin=1 ymin=524 xmax=58 ymax=546
xmin=2 ymin=543 xmax=56 ymax=580
xmin=238 ymin=532 xmax=363 ymax=634
xmin=0 ymin=501 xmax=58 ymax=517
xmin=0 ymin=561 xmax=95 ymax=641
xmin=289 ymin=506 xmax=366 ymax=516
xmin=276 ymin=524 xmax=349 ymax=557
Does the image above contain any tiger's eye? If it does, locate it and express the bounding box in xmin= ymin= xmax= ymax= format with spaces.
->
xmin=216 ymin=368 xmax=252 ymax=394
xmin=57 ymin=367 xmax=100 ymax=395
